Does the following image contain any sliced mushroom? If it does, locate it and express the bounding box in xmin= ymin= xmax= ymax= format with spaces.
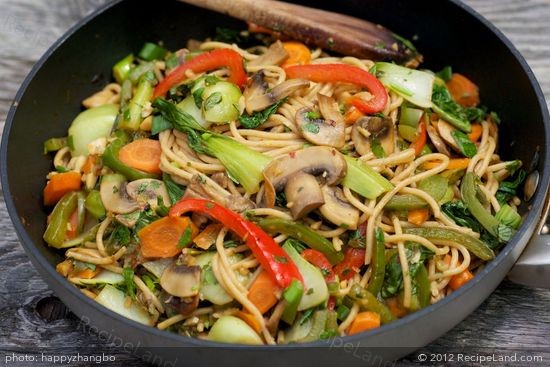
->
xmin=426 ymin=125 xmax=451 ymax=156
xmin=351 ymin=115 xmax=395 ymax=156
xmin=263 ymin=146 xmax=347 ymax=192
xmin=318 ymin=186 xmax=360 ymax=230
xmin=296 ymin=94 xmax=345 ymax=148
xmin=99 ymin=174 xmax=139 ymax=214
xmin=244 ymin=71 xmax=309 ymax=113
xmin=285 ymin=172 xmax=325 ymax=219
xmin=184 ymin=174 xmax=255 ymax=213
xmin=247 ymin=40 xmax=289 ymax=67
xmin=160 ymin=263 xmax=201 ymax=298
xmin=436 ymin=120 xmax=460 ymax=151
xmin=126 ymin=179 xmax=170 ymax=209
xmin=161 ymin=292 xmax=200 ymax=317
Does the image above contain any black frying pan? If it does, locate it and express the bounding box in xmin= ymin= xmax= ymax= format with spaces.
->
xmin=1 ymin=0 xmax=549 ymax=365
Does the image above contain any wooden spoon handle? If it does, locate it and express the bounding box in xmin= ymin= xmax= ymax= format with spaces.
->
xmin=180 ymin=0 xmax=415 ymax=62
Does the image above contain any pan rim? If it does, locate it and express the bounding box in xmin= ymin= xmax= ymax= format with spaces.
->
xmin=1 ymin=0 xmax=549 ymax=351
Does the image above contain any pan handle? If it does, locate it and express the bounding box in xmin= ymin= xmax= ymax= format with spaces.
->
xmin=508 ymin=188 xmax=550 ymax=289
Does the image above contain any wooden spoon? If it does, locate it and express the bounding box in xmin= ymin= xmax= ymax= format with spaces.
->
xmin=179 ymin=0 xmax=417 ymax=63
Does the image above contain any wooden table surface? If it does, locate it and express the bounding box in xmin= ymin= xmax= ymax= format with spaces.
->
xmin=1 ymin=0 xmax=549 ymax=366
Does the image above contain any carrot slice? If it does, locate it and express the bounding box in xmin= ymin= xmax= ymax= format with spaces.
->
xmin=446 ymin=73 xmax=480 ymax=107
xmin=43 ymin=171 xmax=82 ymax=206
xmin=386 ymin=297 xmax=408 ymax=318
xmin=138 ymin=216 xmax=198 ymax=258
xmin=118 ymin=139 xmax=162 ymax=174
xmin=467 ymin=123 xmax=483 ymax=142
xmin=423 ymin=158 xmax=470 ymax=171
xmin=71 ymin=267 xmax=101 ymax=279
xmin=347 ymin=311 xmax=381 ymax=335
xmin=281 ymin=42 xmax=311 ymax=67
xmin=247 ymin=270 xmax=279 ymax=314
xmin=193 ymin=223 xmax=223 ymax=250
xmin=344 ymin=105 xmax=364 ymax=124
xmin=235 ymin=310 xmax=262 ymax=334
xmin=81 ymin=155 xmax=97 ymax=174
xmin=408 ymin=208 xmax=430 ymax=226
xmin=449 ymin=269 xmax=474 ymax=290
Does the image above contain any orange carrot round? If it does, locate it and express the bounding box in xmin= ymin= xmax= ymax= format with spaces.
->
xmin=247 ymin=270 xmax=279 ymax=314
xmin=281 ymin=42 xmax=311 ymax=67
xmin=408 ymin=208 xmax=430 ymax=226
xmin=234 ymin=310 xmax=262 ymax=333
xmin=449 ymin=269 xmax=474 ymax=290
xmin=43 ymin=171 xmax=82 ymax=206
xmin=65 ymin=210 xmax=79 ymax=240
xmin=138 ymin=216 xmax=197 ymax=258
xmin=344 ymin=105 xmax=364 ymax=124
xmin=118 ymin=139 xmax=162 ymax=174
xmin=446 ymin=73 xmax=480 ymax=107
xmin=347 ymin=311 xmax=381 ymax=335
xmin=467 ymin=123 xmax=483 ymax=142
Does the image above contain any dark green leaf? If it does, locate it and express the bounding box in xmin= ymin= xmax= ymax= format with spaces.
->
xmin=275 ymin=192 xmax=287 ymax=208
xmin=122 ymin=267 xmax=137 ymax=299
xmin=177 ymin=226 xmax=193 ymax=249
xmin=391 ymin=32 xmax=417 ymax=53
xmin=142 ymin=273 xmax=159 ymax=292
xmin=284 ymin=238 xmax=307 ymax=254
xmin=495 ymin=170 xmax=526 ymax=205
xmin=451 ymin=130 xmax=477 ymax=158
xmin=214 ymin=27 xmax=246 ymax=43
xmin=165 ymin=53 xmax=180 ymax=70
xmin=204 ymin=75 xmax=220 ymax=86
xmin=371 ymin=138 xmax=386 ymax=158
xmin=109 ymin=224 xmax=131 ymax=246
xmin=55 ymin=166 xmax=69 ymax=173
xmin=203 ymin=92 xmax=222 ymax=111
xmin=238 ymin=99 xmax=286 ymax=129
xmin=162 ymin=173 xmax=185 ymax=205
xmin=134 ymin=208 xmax=160 ymax=232
xmin=464 ymin=106 xmax=487 ymax=122
xmin=436 ymin=66 xmax=453 ymax=82
xmin=151 ymin=114 xmax=173 ymax=135
xmin=192 ymin=87 xmax=205 ymax=109
xmin=156 ymin=196 xmax=170 ymax=217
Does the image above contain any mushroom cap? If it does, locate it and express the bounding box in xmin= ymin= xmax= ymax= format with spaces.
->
xmin=263 ymin=146 xmax=348 ymax=192
xmin=296 ymin=94 xmax=345 ymax=148
xmin=352 ymin=115 xmax=395 ymax=156
xmin=318 ymin=185 xmax=359 ymax=230
xmin=285 ymin=172 xmax=325 ymax=219
xmin=126 ymin=179 xmax=171 ymax=210
xmin=99 ymin=174 xmax=139 ymax=214
xmin=160 ymin=262 xmax=201 ymax=298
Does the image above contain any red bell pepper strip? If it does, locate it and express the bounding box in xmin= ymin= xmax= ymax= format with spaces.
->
xmin=169 ymin=198 xmax=302 ymax=288
xmin=153 ymin=49 xmax=247 ymax=99
xmin=333 ymin=247 xmax=366 ymax=281
xmin=301 ymin=249 xmax=335 ymax=282
xmin=284 ymin=64 xmax=388 ymax=114
xmin=410 ymin=120 xmax=427 ymax=156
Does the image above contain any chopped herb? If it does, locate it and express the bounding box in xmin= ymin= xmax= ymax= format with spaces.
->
xmin=298 ymin=308 xmax=315 ymax=325
xmin=165 ymin=53 xmax=180 ymax=70
xmin=109 ymin=224 xmax=131 ymax=246
xmin=134 ymin=208 xmax=160 ymax=232
xmin=238 ymin=99 xmax=286 ymax=129
xmin=205 ymin=201 xmax=215 ymax=209
xmin=489 ymin=111 xmax=501 ymax=124
xmin=55 ymin=166 xmax=69 ymax=173
xmin=214 ymin=27 xmax=246 ymax=44
xmin=274 ymin=255 xmax=288 ymax=264
xmin=204 ymin=75 xmax=220 ymax=86
xmin=391 ymin=32 xmax=417 ymax=53
xmin=122 ymin=267 xmax=137 ymax=299
xmin=142 ymin=273 xmax=159 ymax=292
xmin=284 ymin=238 xmax=307 ymax=253
xmin=156 ymin=196 xmax=170 ymax=217
xmin=177 ymin=226 xmax=193 ymax=249
xmin=275 ymin=191 xmax=287 ymax=207
xmin=370 ymin=138 xmax=386 ymax=158
xmin=223 ymin=240 xmax=239 ymax=248
xmin=203 ymin=92 xmax=222 ymax=111
xmin=306 ymin=111 xmax=321 ymax=120
xmin=302 ymin=122 xmax=320 ymax=134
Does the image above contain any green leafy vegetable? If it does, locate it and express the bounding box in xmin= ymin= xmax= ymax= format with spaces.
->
xmin=177 ymin=226 xmax=193 ymax=249
xmin=109 ymin=224 xmax=131 ymax=246
xmin=121 ymin=267 xmax=137 ymax=299
xmin=451 ymin=130 xmax=477 ymax=157
xmin=495 ymin=170 xmax=526 ymax=205
xmin=162 ymin=173 xmax=185 ymax=205
xmin=203 ymin=92 xmax=223 ymax=111
xmin=238 ymin=99 xmax=286 ymax=129
xmin=436 ymin=66 xmax=453 ymax=82
xmin=431 ymin=84 xmax=471 ymax=132
xmin=151 ymin=115 xmax=173 ymax=135
xmin=43 ymin=137 xmax=67 ymax=154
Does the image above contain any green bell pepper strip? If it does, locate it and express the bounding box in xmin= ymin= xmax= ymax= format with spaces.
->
xmin=43 ymin=191 xmax=81 ymax=248
xmin=59 ymin=223 xmax=100 ymax=249
xmin=76 ymin=193 xmax=86 ymax=234
xmin=366 ymin=228 xmax=386 ymax=296
xmin=403 ymin=226 xmax=494 ymax=261
xmin=281 ymin=279 xmax=304 ymax=324
xmin=385 ymin=175 xmax=448 ymax=211
xmin=297 ymin=309 xmax=328 ymax=343
xmin=348 ymin=284 xmax=395 ymax=324
xmin=415 ymin=265 xmax=431 ymax=308
xmin=119 ymin=78 xmax=153 ymax=131
xmin=256 ymin=218 xmax=344 ymax=265
xmin=138 ymin=42 xmax=168 ymax=61
xmin=113 ymin=54 xmax=134 ymax=84
xmin=102 ymin=138 xmax=158 ymax=181
xmin=461 ymin=172 xmax=514 ymax=242
xmin=43 ymin=137 xmax=67 ymax=154
xmin=85 ymin=190 xmax=106 ymax=220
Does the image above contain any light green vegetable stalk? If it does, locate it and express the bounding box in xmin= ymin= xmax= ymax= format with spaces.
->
xmin=119 ymin=78 xmax=153 ymax=131
xmin=342 ymin=156 xmax=393 ymax=200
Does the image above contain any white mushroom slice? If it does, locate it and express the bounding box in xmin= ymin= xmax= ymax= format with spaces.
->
xmin=351 ymin=115 xmax=395 ymax=156
xmin=99 ymin=174 xmax=139 ymax=214
xmin=160 ymin=263 xmax=201 ymax=298
xmin=126 ymin=179 xmax=170 ymax=209
xmin=285 ymin=172 xmax=325 ymax=219
xmin=247 ymin=40 xmax=289 ymax=67
xmin=436 ymin=120 xmax=460 ymax=151
xmin=318 ymin=185 xmax=359 ymax=230
xmin=426 ymin=124 xmax=451 ymax=156
xmin=296 ymin=94 xmax=346 ymax=148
